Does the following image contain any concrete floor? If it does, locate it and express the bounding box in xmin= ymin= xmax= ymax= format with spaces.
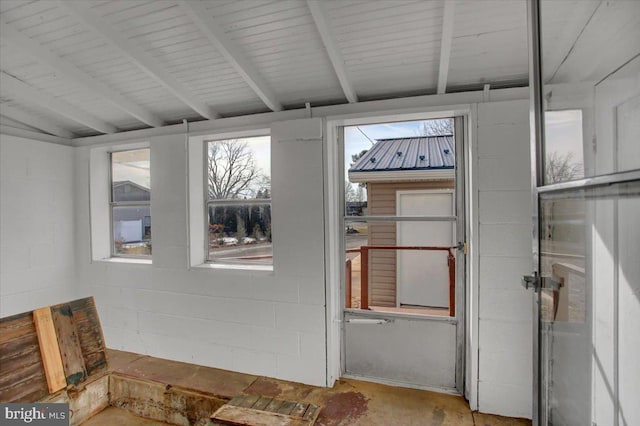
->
xmin=86 ymin=349 xmax=531 ymax=426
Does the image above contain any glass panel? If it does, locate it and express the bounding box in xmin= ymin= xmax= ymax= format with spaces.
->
xmin=344 ymin=119 xmax=455 ymax=217
xmin=543 ymin=110 xmax=584 ymax=183
xmin=344 ymin=220 xmax=455 ymax=317
xmin=111 ymin=149 xmax=150 ymax=202
xmin=207 ymin=136 xmax=271 ymax=200
xmin=112 ymin=205 xmax=151 ymax=256
xmin=208 ymin=202 xmax=272 ymax=265
xmin=539 ymin=180 xmax=640 ymax=425
xmin=540 ymin=1 xmax=640 ymax=183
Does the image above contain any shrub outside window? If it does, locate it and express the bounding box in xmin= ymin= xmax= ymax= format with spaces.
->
xmin=110 ymin=149 xmax=151 ymax=257
xmin=206 ymin=136 xmax=272 ymax=266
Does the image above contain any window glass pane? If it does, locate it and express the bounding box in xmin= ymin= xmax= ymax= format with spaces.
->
xmin=208 ymin=202 xmax=272 ymax=265
xmin=344 ymin=219 xmax=455 ymax=317
xmin=111 ymin=149 xmax=150 ymax=202
xmin=540 ymin=1 xmax=640 ymax=181
xmin=543 ymin=110 xmax=584 ymax=184
xmin=344 ymin=119 xmax=455 ymax=217
xmin=207 ymin=136 xmax=270 ymax=201
xmin=538 ymin=180 xmax=640 ymax=425
xmin=112 ymin=205 xmax=151 ymax=256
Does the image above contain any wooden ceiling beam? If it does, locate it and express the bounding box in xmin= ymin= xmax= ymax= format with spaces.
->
xmin=0 ymin=19 xmax=164 ymax=128
xmin=178 ymin=0 xmax=282 ymax=112
xmin=306 ymin=0 xmax=358 ymax=103
xmin=61 ymin=0 xmax=218 ymax=120
xmin=437 ymin=0 xmax=456 ymax=94
xmin=0 ymin=104 xmax=75 ymax=139
xmin=1 ymin=72 xmax=118 ymax=134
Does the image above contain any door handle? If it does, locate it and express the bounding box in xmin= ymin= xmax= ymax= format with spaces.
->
xmin=345 ymin=318 xmax=393 ymax=325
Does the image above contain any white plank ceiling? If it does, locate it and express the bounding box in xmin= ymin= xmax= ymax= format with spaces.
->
xmin=0 ymin=0 xmax=637 ymax=139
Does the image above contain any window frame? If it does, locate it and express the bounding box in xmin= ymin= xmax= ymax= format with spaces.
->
xmin=203 ymin=135 xmax=273 ymax=268
xmin=109 ymin=148 xmax=152 ymax=259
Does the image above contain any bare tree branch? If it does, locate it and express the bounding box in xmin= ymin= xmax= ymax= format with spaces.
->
xmin=545 ymin=151 xmax=582 ymax=184
xmin=208 ymin=140 xmax=263 ymax=199
xmin=415 ymin=118 xmax=454 ymax=136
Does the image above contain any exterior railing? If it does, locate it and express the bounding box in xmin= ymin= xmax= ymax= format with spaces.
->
xmin=346 ymin=245 xmax=456 ymax=316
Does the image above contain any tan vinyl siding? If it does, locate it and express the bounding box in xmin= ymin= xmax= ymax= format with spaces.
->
xmin=367 ymin=180 xmax=454 ymax=307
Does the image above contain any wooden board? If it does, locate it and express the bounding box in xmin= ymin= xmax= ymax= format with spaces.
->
xmin=1 ymin=297 xmax=108 ymax=401
xmin=0 ymin=312 xmax=49 ymax=402
xmin=32 ymin=308 xmax=67 ymax=394
xmin=68 ymin=297 xmax=108 ymax=376
xmin=212 ymin=394 xmax=321 ymax=426
xmin=51 ymin=304 xmax=87 ymax=385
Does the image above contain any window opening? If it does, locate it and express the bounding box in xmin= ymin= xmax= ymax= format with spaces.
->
xmin=110 ymin=148 xmax=151 ymax=257
xmin=206 ymin=136 xmax=272 ymax=266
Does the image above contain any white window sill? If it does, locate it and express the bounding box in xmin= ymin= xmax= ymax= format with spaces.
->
xmin=191 ymin=262 xmax=273 ymax=273
xmin=94 ymin=257 xmax=152 ymax=265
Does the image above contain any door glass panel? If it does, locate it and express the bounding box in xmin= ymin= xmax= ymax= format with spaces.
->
xmin=539 ymin=181 xmax=640 ymax=425
xmin=343 ymin=118 xmax=458 ymax=317
xmin=540 ymin=1 xmax=640 ymax=184
xmin=344 ymin=219 xmax=455 ymax=317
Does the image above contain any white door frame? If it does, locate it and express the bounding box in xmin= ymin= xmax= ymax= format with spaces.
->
xmin=324 ymin=110 xmax=470 ymax=394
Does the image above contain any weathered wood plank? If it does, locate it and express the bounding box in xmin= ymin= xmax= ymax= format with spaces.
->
xmin=252 ymin=396 xmax=274 ymax=411
xmin=290 ymin=402 xmax=308 ymax=417
xmin=68 ymin=297 xmax=108 ymax=376
xmin=111 ymin=374 xmax=227 ymax=425
xmin=212 ymin=405 xmax=313 ymax=426
xmin=264 ymin=398 xmax=284 ymax=413
xmin=32 ymin=308 xmax=66 ymax=394
xmin=51 ymin=304 xmax=88 ymax=385
xmin=231 ymin=394 xmax=260 ymax=408
xmin=0 ymin=312 xmax=49 ymax=402
xmin=276 ymin=401 xmax=297 ymax=415
xmin=302 ymin=405 xmax=320 ymax=422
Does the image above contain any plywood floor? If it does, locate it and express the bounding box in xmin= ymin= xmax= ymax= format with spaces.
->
xmin=88 ymin=349 xmax=531 ymax=426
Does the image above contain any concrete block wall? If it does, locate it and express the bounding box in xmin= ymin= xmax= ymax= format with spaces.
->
xmin=476 ymin=99 xmax=533 ymax=418
xmin=0 ymin=96 xmax=536 ymax=417
xmin=0 ymin=135 xmax=76 ymax=316
xmin=74 ymin=119 xmax=327 ymax=387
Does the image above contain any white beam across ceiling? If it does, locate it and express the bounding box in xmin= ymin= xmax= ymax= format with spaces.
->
xmin=0 ymin=19 xmax=164 ymax=128
xmin=0 ymin=72 xmax=118 ymax=134
xmin=306 ymin=0 xmax=358 ymax=103
xmin=61 ymin=0 xmax=218 ymax=120
xmin=178 ymin=0 xmax=282 ymax=112
xmin=0 ymin=104 xmax=75 ymax=139
xmin=437 ymin=0 xmax=456 ymax=94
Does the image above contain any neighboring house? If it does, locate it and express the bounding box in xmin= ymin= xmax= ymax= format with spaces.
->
xmin=112 ymin=180 xmax=150 ymax=202
xmin=112 ymin=181 xmax=151 ymax=243
xmin=348 ymin=136 xmax=455 ymax=308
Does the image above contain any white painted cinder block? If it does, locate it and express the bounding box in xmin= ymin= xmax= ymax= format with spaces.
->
xmin=0 ymin=135 xmax=76 ymax=317
xmin=72 ymin=119 xmax=328 ymax=387
xmin=476 ymin=100 xmax=533 ymax=418
xmin=478 ymin=381 xmax=531 ymax=419
xmin=479 ymin=224 xmax=532 ymax=258
xmin=479 ymin=190 xmax=531 ymax=224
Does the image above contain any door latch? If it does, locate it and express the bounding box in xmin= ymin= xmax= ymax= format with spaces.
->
xmin=522 ymin=272 xmax=540 ymax=291
xmin=456 ymin=241 xmax=468 ymax=255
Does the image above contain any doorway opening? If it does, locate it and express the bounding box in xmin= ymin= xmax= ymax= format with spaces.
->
xmin=338 ymin=116 xmax=466 ymax=392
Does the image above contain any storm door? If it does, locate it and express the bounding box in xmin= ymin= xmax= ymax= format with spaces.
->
xmin=340 ymin=117 xmax=466 ymax=392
